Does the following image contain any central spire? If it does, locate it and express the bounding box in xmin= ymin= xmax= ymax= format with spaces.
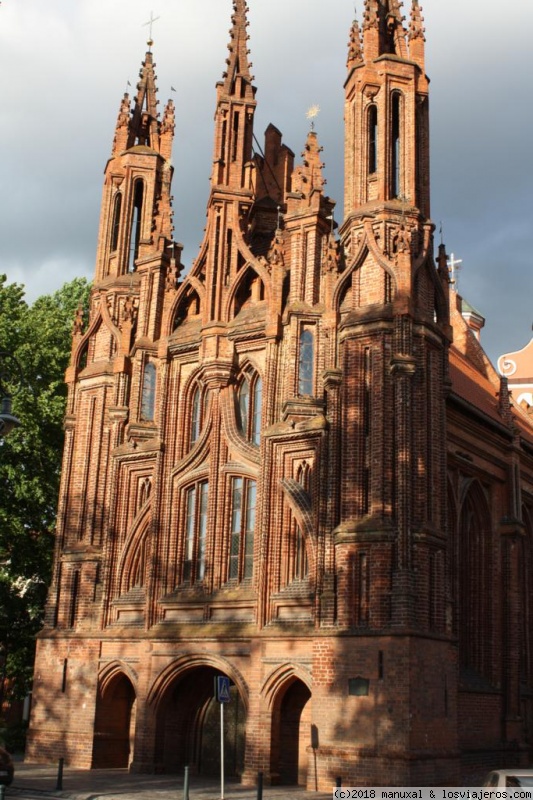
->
xmin=222 ymin=0 xmax=254 ymax=97
xmin=210 ymin=0 xmax=257 ymax=192
xmin=128 ymin=51 xmax=160 ymax=150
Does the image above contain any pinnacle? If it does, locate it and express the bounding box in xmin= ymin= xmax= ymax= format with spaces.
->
xmin=223 ymin=0 xmax=254 ymax=93
xmin=127 ymin=49 xmax=160 ymax=149
xmin=409 ymin=0 xmax=425 ymax=41
xmin=362 ymin=0 xmax=379 ymax=31
xmin=292 ymin=130 xmax=326 ymax=200
xmin=347 ymin=17 xmax=363 ymax=68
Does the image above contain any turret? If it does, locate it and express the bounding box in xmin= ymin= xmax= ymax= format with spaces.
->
xmin=94 ymin=48 xmax=175 ymax=283
xmin=343 ymin=0 xmax=430 ymax=228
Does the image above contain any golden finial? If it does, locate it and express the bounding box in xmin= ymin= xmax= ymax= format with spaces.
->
xmin=306 ymin=104 xmax=321 ymax=130
xmin=143 ymin=11 xmax=160 ymax=50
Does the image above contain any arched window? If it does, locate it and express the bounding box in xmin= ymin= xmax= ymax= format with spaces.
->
xmin=140 ymin=362 xmax=156 ymax=421
xmin=459 ymin=482 xmax=493 ymax=680
xmin=238 ymin=374 xmax=262 ymax=445
xmin=183 ymin=481 xmax=208 ymax=584
xmin=368 ymin=105 xmax=378 ymax=175
xmin=190 ymin=384 xmax=207 ymax=446
xmin=228 ymin=477 xmax=256 ymax=582
xmin=111 ymin=192 xmax=122 ymax=253
xmin=391 ymin=93 xmax=401 ymax=199
xmin=238 ymin=379 xmax=249 ymax=435
xmin=128 ymin=179 xmax=144 ymax=272
xmin=298 ymin=328 xmax=314 ymax=396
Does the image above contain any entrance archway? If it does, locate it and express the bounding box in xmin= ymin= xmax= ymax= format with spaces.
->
xmin=92 ymin=672 xmax=136 ymax=768
xmin=154 ymin=665 xmax=246 ymax=776
xmin=270 ymin=678 xmax=311 ymax=785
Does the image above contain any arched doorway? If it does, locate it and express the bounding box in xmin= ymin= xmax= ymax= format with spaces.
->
xmin=154 ymin=665 xmax=246 ymax=776
xmin=92 ymin=672 xmax=136 ymax=768
xmin=270 ymin=678 xmax=311 ymax=785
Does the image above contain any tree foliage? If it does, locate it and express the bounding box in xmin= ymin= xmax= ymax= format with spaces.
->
xmin=0 ymin=274 xmax=90 ymax=703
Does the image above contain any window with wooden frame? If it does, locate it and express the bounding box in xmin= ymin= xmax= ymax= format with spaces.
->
xmin=190 ymin=383 xmax=209 ymax=447
xmin=237 ymin=372 xmax=262 ymax=446
xmin=182 ymin=481 xmax=209 ymax=584
xmin=228 ymin=477 xmax=256 ymax=582
xmin=391 ymin=92 xmax=402 ymax=199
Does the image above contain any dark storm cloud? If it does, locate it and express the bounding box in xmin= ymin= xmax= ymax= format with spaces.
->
xmin=0 ymin=0 xmax=530 ymax=365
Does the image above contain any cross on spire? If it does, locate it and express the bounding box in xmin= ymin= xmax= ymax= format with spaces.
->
xmin=447 ymin=253 xmax=463 ymax=288
xmin=143 ymin=11 xmax=160 ymax=49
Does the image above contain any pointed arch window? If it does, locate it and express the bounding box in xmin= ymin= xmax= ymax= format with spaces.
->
xmin=296 ymin=461 xmax=311 ymax=493
xmin=140 ymin=362 xmax=156 ymax=421
xmin=238 ymin=373 xmax=262 ymax=446
xmin=459 ymin=482 xmax=493 ymax=680
xmin=391 ymin=92 xmax=402 ymax=199
xmin=298 ymin=328 xmax=315 ymax=396
xmin=228 ymin=477 xmax=256 ymax=582
xmin=183 ymin=481 xmax=209 ymax=584
xmin=111 ymin=192 xmax=122 ymax=253
xmin=128 ymin=179 xmax=144 ymax=272
xmin=191 ymin=384 xmax=209 ymax=446
xmin=368 ymin=105 xmax=378 ymax=175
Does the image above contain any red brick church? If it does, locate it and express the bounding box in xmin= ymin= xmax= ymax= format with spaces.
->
xmin=26 ymin=0 xmax=533 ymax=788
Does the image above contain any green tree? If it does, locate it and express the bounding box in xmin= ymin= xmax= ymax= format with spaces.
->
xmin=0 ymin=274 xmax=90 ymax=705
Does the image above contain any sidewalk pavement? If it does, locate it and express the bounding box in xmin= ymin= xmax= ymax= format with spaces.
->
xmin=5 ymin=762 xmax=334 ymax=800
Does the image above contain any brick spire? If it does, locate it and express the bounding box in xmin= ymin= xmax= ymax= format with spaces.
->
xmin=112 ymin=92 xmax=132 ymax=156
xmin=347 ymin=16 xmax=363 ymax=69
xmin=409 ymin=0 xmax=425 ymax=38
xmin=127 ymin=50 xmax=160 ymax=150
xmin=362 ymin=0 xmax=379 ymax=32
xmin=210 ymin=0 xmax=257 ymax=191
xmin=222 ymin=0 xmax=254 ymax=96
xmin=291 ymin=130 xmax=327 ymax=209
xmin=408 ymin=0 xmax=426 ymax=66
xmin=94 ymin=45 xmax=176 ymax=285
xmin=111 ymin=49 xmax=175 ymax=159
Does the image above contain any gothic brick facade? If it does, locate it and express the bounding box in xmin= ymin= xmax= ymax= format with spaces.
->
xmin=26 ymin=1 xmax=533 ymax=788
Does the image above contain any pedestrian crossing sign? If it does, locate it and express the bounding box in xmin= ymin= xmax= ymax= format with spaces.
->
xmin=216 ymin=675 xmax=231 ymax=703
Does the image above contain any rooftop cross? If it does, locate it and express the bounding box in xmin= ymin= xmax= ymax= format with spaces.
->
xmin=143 ymin=11 xmax=160 ymax=49
xmin=447 ymin=253 xmax=463 ymax=288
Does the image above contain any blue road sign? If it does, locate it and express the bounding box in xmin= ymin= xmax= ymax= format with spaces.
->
xmin=216 ymin=675 xmax=231 ymax=703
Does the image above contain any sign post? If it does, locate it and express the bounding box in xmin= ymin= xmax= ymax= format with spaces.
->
xmin=215 ymin=675 xmax=231 ymax=800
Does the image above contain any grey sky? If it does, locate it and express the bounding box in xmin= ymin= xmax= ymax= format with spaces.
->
xmin=0 ymin=1 xmax=531 ymax=366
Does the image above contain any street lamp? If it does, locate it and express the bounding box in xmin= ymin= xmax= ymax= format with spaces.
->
xmin=0 ymin=351 xmax=22 ymax=438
